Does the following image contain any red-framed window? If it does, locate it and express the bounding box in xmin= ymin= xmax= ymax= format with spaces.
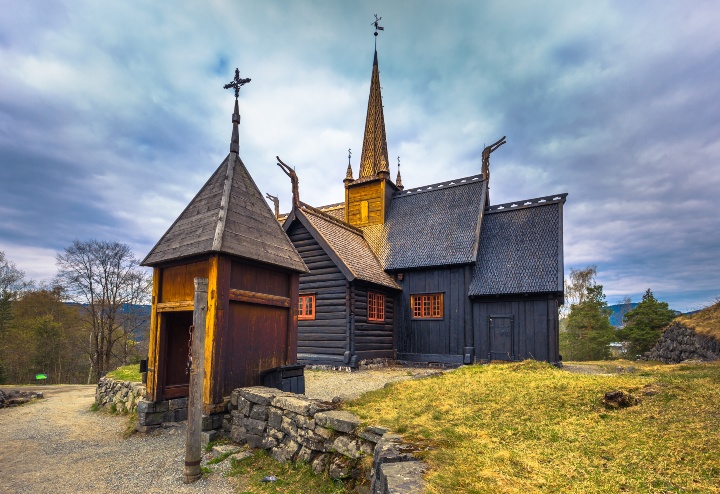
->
xmin=411 ymin=293 xmax=444 ymax=319
xmin=298 ymin=294 xmax=316 ymax=320
xmin=368 ymin=292 xmax=385 ymax=323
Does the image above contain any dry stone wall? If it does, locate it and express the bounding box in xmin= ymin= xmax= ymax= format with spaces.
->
xmin=95 ymin=377 xmax=145 ymax=414
xmin=228 ymin=386 xmax=425 ymax=492
xmin=644 ymin=322 xmax=720 ymax=363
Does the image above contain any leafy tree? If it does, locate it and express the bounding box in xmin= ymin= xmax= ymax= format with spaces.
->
xmin=0 ymin=251 xmax=29 ymax=383
xmin=561 ymin=282 xmax=616 ymax=361
xmin=561 ymin=265 xmax=598 ymax=318
xmin=617 ymin=289 xmax=676 ymax=356
xmin=55 ymin=240 xmax=151 ymax=383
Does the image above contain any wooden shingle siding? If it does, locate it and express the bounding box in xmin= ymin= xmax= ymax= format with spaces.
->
xmin=396 ymin=266 xmax=469 ymax=359
xmin=472 ymin=296 xmax=560 ymax=363
xmin=352 ymin=283 xmax=394 ymax=360
xmin=287 ymin=221 xmax=348 ymax=363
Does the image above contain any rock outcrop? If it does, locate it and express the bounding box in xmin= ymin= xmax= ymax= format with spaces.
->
xmin=644 ymin=322 xmax=720 ymax=363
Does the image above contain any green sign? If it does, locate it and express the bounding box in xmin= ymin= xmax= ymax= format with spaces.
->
xmin=35 ymin=374 xmax=47 ymax=380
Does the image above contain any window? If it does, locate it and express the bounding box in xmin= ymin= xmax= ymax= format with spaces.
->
xmin=411 ymin=293 xmax=444 ymax=319
xmin=368 ymin=292 xmax=385 ymax=322
xmin=298 ymin=294 xmax=315 ymax=320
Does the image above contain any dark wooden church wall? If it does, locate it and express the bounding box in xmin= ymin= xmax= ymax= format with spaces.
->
xmin=472 ymin=295 xmax=560 ymax=363
xmin=287 ymin=222 xmax=348 ymax=363
xmin=351 ymin=282 xmax=395 ymax=361
xmin=396 ymin=266 xmax=470 ymax=363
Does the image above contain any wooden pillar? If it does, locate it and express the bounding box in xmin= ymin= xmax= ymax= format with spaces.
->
xmin=184 ymin=277 xmax=208 ymax=484
xmin=146 ymin=267 xmax=161 ymax=401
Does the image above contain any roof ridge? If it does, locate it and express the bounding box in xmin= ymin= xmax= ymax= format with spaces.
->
xmin=300 ymin=202 xmax=363 ymax=235
xmin=485 ymin=193 xmax=568 ymax=214
xmin=392 ymin=174 xmax=485 ymax=198
xmin=212 ymin=157 xmax=235 ymax=250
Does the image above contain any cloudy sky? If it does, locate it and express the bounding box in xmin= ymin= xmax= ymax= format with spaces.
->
xmin=1 ymin=1 xmax=718 ymax=312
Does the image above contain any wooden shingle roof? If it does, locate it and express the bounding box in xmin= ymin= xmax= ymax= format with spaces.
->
xmin=283 ymin=206 xmax=400 ymax=290
xmin=362 ymin=175 xmax=487 ymax=270
xmin=142 ymin=153 xmax=307 ymax=273
xmin=468 ymin=195 xmax=567 ymax=296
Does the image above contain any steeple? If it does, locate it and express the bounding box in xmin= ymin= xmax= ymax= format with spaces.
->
xmin=344 ymin=148 xmax=354 ymax=185
xmin=358 ymin=48 xmax=390 ymax=178
xmin=223 ymin=68 xmax=251 ymax=154
xmin=396 ymin=156 xmax=403 ymax=190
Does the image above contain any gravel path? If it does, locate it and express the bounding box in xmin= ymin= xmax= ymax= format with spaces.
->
xmin=0 ymin=368 xmax=434 ymax=492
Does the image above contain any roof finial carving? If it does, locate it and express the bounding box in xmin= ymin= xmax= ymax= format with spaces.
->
xmin=396 ymin=156 xmax=403 ymax=190
xmin=224 ymin=68 xmax=251 ymax=154
xmin=265 ymin=192 xmax=280 ymax=219
xmin=276 ymin=156 xmax=300 ymax=208
xmin=481 ymin=136 xmax=506 ymax=183
xmin=372 ymin=14 xmax=384 ymax=49
xmin=344 ymin=148 xmax=354 ymax=185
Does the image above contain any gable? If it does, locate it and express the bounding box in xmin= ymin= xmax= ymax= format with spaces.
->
xmin=469 ymin=196 xmax=566 ymax=296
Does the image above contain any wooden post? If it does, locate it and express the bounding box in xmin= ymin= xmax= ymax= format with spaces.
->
xmin=184 ymin=277 xmax=208 ymax=484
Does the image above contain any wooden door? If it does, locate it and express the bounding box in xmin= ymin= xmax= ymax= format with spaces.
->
xmin=488 ymin=315 xmax=514 ymax=361
xmin=160 ymin=311 xmax=193 ymax=399
xmin=224 ymin=301 xmax=289 ymax=396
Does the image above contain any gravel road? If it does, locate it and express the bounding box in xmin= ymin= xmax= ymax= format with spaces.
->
xmin=0 ymin=367 xmax=434 ymax=493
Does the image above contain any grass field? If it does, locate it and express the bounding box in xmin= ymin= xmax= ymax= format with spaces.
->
xmin=105 ymin=364 xmax=142 ymax=382
xmin=346 ymin=360 xmax=720 ymax=493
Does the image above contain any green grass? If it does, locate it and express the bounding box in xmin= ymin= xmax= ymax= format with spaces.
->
xmin=105 ymin=364 xmax=142 ymax=382
xmin=226 ymin=449 xmax=351 ymax=493
xmin=346 ymin=360 xmax=720 ymax=493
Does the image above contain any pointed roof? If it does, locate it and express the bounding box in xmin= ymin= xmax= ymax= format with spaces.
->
xmin=283 ymin=206 xmax=400 ymax=290
xmin=142 ymin=154 xmax=307 ymax=272
xmin=358 ymin=50 xmax=390 ymax=178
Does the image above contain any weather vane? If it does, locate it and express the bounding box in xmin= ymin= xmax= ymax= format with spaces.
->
xmin=372 ymin=14 xmax=384 ymax=49
xmin=348 ymin=148 xmax=352 ymax=164
xmin=224 ymin=68 xmax=251 ymax=99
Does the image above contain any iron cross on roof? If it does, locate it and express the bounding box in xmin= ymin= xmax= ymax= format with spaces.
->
xmin=224 ymin=68 xmax=251 ymax=98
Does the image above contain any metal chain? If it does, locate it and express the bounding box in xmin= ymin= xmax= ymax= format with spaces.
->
xmin=186 ymin=325 xmax=195 ymax=375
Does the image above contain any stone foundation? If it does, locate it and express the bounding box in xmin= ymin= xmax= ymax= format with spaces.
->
xmin=95 ymin=377 xmax=145 ymax=414
xmin=644 ymin=322 xmax=720 ymax=363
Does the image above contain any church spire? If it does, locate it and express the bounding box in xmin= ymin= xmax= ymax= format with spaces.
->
xmin=358 ymin=20 xmax=389 ymax=179
xmin=344 ymin=148 xmax=354 ymax=185
xmin=396 ymin=156 xmax=403 ymax=190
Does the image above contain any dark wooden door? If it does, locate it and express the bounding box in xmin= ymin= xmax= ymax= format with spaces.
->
xmin=225 ymin=301 xmax=289 ymax=395
xmin=160 ymin=311 xmax=193 ymax=399
xmin=489 ymin=315 xmax=514 ymax=360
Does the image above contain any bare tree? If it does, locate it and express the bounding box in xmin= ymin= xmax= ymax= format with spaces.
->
xmin=561 ymin=265 xmax=598 ymax=318
xmin=55 ymin=240 xmax=151 ymax=383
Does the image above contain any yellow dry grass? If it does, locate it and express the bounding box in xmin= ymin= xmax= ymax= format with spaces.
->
xmin=675 ymin=300 xmax=720 ymax=340
xmin=346 ymin=360 xmax=720 ymax=493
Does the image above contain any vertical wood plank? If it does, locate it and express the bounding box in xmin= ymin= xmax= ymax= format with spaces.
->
xmin=203 ymin=254 xmax=219 ymax=408
xmin=212 ymin=255 xmax=231 ymax=403
xmin=147 ymin=267 xmax=161 ymax=401
xmin=287 ymin=272 xmax=299 ymax=364
xmin=184 ymin=277 xmax=207 ymax=484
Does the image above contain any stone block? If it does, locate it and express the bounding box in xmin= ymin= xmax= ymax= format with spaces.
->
xmin=314 ymin=410 xmax=361 ymax=433
xmin=261 ymin=436 xmax=279 ymax=449
xmin=238 ymin=397 xmax=252 ymax=416
xmin=240 ymin=386 xmax=283 ymax=406
xmin=168 ymin=397 xmax=188 ymax=410
xmin=222 ymin=414 xmax=232 ymax=432
xmin=201 ymin=430 xmax=219 ymax=447
xmin=332 ymin=435 xmax=364 ymax=459
xmin=297 ymin=446 xmax=315 ymax=463
xmin=249 ymin=404 xmax=269 ymax=421
xmin=366 ymin=425 xmax=389 ymax=436
xmin=136 ymin=400 xmax=154 ymax=414
xmin=359 ymin=429 xmax=383 ymax=443
xmin=162 ymin=410 xmax=174 ymax=423
xmin=138 ymin=411 xmax=164 ymax=427
xmin=377 ymin=461 xmax=426 ymax=493
xmin=272 ymin=394 xmax=319 ymax=416
xmin=245 ymin=434 xmax=264 ymax=449
xmin=314 ymin=425 xmax=335 ymax=440
xmin=231 ymin=389 xmax=240 ymax=407
xmin=267 ymin=427 xmax=284 ymax=441
xmin=293 ymin=413 xmax=315 ymax=430
xmin=297 ymin=429 xmax=326 ymax=451
xmin=268 ymin=407 xmax=283 ymax=430
xmin=280 ymin=416 xmax=297 ymax=436
xmin=329 ymin=455 xmax=355 ymax=480
xmin=174 ymin=407 xmax=187 ymax=422
xmin=271 ymin=438 xmax=301 ymax=462
xmin=312 ymin=453 xmax=329 ymax=474
xmin=243 ymin=417 xmax=267 ymax=436
xmin=230 ymin=426 xmax=247 ymax=444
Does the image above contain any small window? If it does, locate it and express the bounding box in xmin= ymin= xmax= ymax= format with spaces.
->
xmin=298 ymin=294 xmax=315 ymax=320
xmin=368 ymin=292 xmax=385 ymax=323
xmin=411 ymin=293 xmax=444 ymax=319
xmin=360 ymin=200 xmax=369 ymax=222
